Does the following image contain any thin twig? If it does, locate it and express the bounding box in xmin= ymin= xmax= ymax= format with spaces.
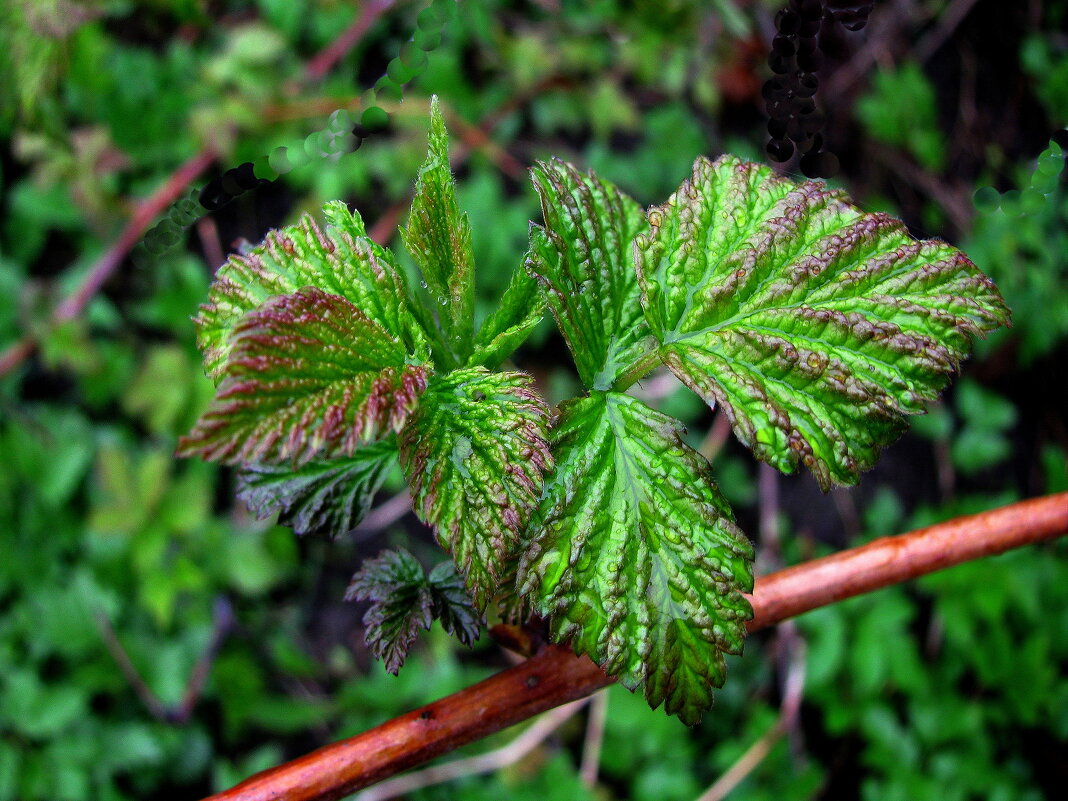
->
xmin=200 ymin=493 xmax=1068 ymax=801
xmin=302 ymin=0 xmax=397 ymax=83
xmin=755 ymin=464 xmax=808 ymax=764
xmin=354 ymin=490 xmax=413 ymax=539
xmin=352 ymin=698 xmax=589 ymax=801
xmin=695 ymin=639 xmax=806 ymax=801
xmin=821 ymin=1 xmax=904 ymax=104
xmin=699 ymin=412 xmax=732 ymax=464
xmin=442 ymin=104 xmax=526 ymax=179
xmin=177 ymin=598 xmax=236 ymax=722
xmin=914 ymin=0 xmax=981 ymax=63
xmin=93 ymin=611 xmax=171 ymax=722
xmin=197 ymin=216 xmax=225 ymax=271
xmin=94 ymin=596 xmax=235 ymax=724
xmin=0 ymin=149 xmax=218 ymax=377
xmin=870 ymin=144 xmax=973 ymax=234
xmin=756 ymin=463 xmax=781 ymax=575
xmin=579 ymin=689 xmax=609 ymax=788
xmin=831 ymin=487 xmax=860 ymax=542
xmin=626 ymin=369 xmax=677 ymax=403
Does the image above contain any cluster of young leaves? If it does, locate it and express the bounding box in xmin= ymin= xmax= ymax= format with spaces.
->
xmin=344 ymin=549 xmax=481 ymax=674
xmin=181 ymin=99 xmax=1009 ymax=724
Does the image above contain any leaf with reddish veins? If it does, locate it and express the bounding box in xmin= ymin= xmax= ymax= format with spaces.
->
xmin=636 ymin=155 xmax=1011 ymax=489
xmin=526 ymin=159 xmax=652 ymax=390
xmin=196 ymin=202 xmax=429 ymax=380
xmin=399 ymin=368 xmax=552 ymax=609
xmin=180 ymin=288 xmax=428 ymax=465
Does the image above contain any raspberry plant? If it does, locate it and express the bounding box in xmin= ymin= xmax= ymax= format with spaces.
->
xmin=179 ymin=99 xmax=1009 ymax=725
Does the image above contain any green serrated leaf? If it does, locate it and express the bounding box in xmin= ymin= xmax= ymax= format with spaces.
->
xmin=518 ymin=391 xmax=754 ymax=725
xmin=427 ymin=561 xmax=482 ymax=648
xmin=399 ymin=367 xmax=552 ymax=609
xmin=345 ymin=549 xmax=433 ymax=674
xmin=196 ymin=201 xmax=428 ymax=380
xmin=236 ymin=439 xmax=398 ymax=537
xmin=469 ymin=251 xmax=546 ymax=369
xmin=180 ymin=288 xmax=428 ymax=465
xmin=402 ymin=96 xmax=475 ymax=364
xmin=528 ymin=159 xmax=653 ymax=390
xmin=636 ymin=155 xmax=1011 ymax=489
xmin=345 ymin=550 xmax=481 ymax=674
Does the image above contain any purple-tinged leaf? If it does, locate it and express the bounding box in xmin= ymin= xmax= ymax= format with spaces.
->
xmin=196 ymin=202 xmax=429 ymax=380
xmin=345 ymin=549 xmax=432 ymax=674
xmin=636 ymin=155 xmax=1011 ymax=489
xmin=345 ymin=549 xmax=481 ymax=674
xmin=180 ymin=288 xmax=428 ymax=465
xmin=399 ymin=368 xmax=552 ymax=609
xmin=527 ymin=159 xmax=652 ymax=389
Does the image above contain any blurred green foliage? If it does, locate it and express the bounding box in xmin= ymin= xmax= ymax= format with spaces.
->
xmin=857 ymin=61 xmax=945 ymax=171
xmin=0 ymin=1 xmax=1066 ymax=799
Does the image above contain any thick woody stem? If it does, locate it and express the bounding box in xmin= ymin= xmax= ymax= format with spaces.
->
xmin=203 ymin=492 xmax=1068 ymax=801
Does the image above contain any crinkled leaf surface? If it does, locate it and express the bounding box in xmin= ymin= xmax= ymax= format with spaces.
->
xmin=518 ymin=391 xmax=754 ymax=725
xmin=469 ymin=256 xmax=545 ymax=369
xmin=180 ymin=288 xmax=428 ymax=465
xmin=426 ymin=561 xmax=482 ymax=648
xmin=528 ymin=160 xmax=652 ymax=390
xmin=399 ymin=367 xmax=552 ymax=609
xmin=345 ymin=549 xmax=479 ymax=674
xmin=401 ymin=97 xmax=475 ymax=363
xmin=637 ymin=155 xmax=1010 ymax=489
xmin=196 ymin=201 xmax=427 ymax=379
xmin=236 ymin=438 xmax=397 ymax=537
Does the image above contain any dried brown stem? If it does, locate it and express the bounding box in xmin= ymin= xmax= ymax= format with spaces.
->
xmin=202 ymin=492 xmax=1068 ymax=801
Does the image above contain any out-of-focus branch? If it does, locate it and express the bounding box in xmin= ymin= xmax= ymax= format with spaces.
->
xmin=579 ymin=689 xmax=609 ymax=788
xmin=0 ymin=0 xmax=398 ymax=379
xmin=95 ymin=597 xmax=235 ymax=725
xmin=200 ymin=492 xmax=1068 ymax=801
xmin=0 ymin=149 xmax=217 ymax=376
xmin=695 ymin=637 xmax=807 ymax=801
xmin=301 ymin=0 xmax=397 ymax=83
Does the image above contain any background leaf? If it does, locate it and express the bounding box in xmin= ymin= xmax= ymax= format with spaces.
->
xmin=180 ymin=288 xmax=428 ymax=465
xmin=426 ymin=561 xmax=482 ymax=648
xmin=236 ymin=439 xmax=398 ymax=537
xmin=345 ymin=549 xmax=480 ymax=674
xmin=345 ymin=549 xmax=433 ymax=674
xmin=527 ymin=159 xmax=652 ymax=389
xmin=399 ymin=367 xmax=552 ymax=609
xmin=519 ymin=391 xmax=754 ymax=724
xmin=636 ymin=155 xmax=1011 ymax=489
